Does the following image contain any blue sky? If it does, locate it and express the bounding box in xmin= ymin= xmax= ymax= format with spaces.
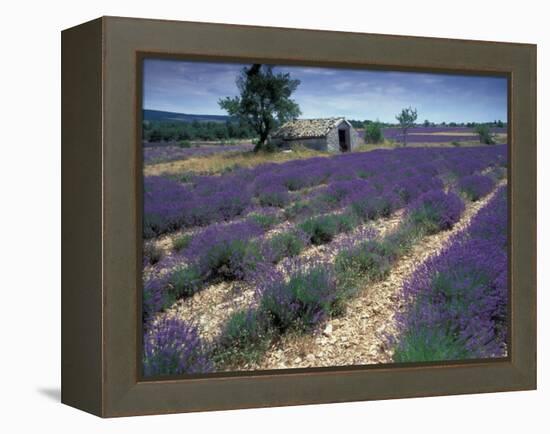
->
xmin=143 ymin=58 xmax=507 ymax=123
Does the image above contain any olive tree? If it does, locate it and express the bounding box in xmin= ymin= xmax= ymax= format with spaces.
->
xmin=219 ymin=64 xmax=301 ymax=152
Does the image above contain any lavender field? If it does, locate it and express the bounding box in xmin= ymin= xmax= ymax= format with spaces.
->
xmin=141 ymin=144 xmax=508 ymax=377
xmin=143 ymin=142 xmax=254 ymax=165
xmin=380 ymin=126 xmax=507 ymax=144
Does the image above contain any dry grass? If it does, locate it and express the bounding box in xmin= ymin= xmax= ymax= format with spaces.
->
xmin=144 ymin=145 xmax=331 ymax=177
xmin=144 ymin=138 xmax=508 ymax=177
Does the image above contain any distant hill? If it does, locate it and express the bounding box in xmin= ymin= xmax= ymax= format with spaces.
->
xmin=143 ymin=109 xmax=231 ymax=123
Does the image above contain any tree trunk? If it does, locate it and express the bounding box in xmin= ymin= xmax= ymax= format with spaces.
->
xmin=254 ymin=116 xmax=272 ymax=152
xmin=254 ymin=129 xmax=270 ymax=152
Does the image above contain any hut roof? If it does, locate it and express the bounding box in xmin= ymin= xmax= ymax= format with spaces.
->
xmin=271 ymin=118 xmax=348 ymax=139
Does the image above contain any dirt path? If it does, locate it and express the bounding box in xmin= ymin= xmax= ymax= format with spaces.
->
xmin=237 ymin=181 xmax=506 ymax=371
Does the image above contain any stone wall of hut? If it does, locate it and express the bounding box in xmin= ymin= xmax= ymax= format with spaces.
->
xmin=269 ymin=121 xmax=360 ymax=153
xmin=325 ymin=123 xmax=360 ymax=152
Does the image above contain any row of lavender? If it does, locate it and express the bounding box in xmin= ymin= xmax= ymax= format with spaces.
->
xmin=390 ymin=186 xmax=508 ymax=361
xmin=142 ymin=156 xmax=506 ymax=376
xmin=142 ymin=172 xmax=434 ymax=321
xmin=208 ymin=177 xmax=498 ymax=371
xmin=143 ymin=174 xmax=500 ymax=376
xmin=143 ymin=147 xmax=506 ymax=321
xmin=144 ymin=146 xmax=507 ymax=239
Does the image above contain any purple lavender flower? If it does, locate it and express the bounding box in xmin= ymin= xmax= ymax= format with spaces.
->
xmin=406 ymin=189 xmax=465 ymax=233
xmin=143 ymin=173 xmax=253 ymax=237
xmin=143 ymin=316 xmax=212 ymax=376
xmin=257 ymin=184 xmax=291 ymax=208
xmin=143 ymin=145 xmax=506 ymax=240
xmin=184 ymin=220 xmax=264 ymax=281
xmin=143 ymin=176 xmax=194 ymax=237
xmin=392 ymin=187 xmax=508 ymax=361
xmin=257 ymin=259 xmax=346 ymax=332
xmin=347 ymin=186 xmax=399 ymax=221
xmin=323 ymin=179 xmax=372 ymax=205
xmin=261 ymin=229 xmax=310 ymax=264
xmin=393 ymin=173 xmax=444 ymax=204
xmin=142 ymin=274 xmax=171 ymax=321
xmin=458 ymin=174 xmax=495 ymax=201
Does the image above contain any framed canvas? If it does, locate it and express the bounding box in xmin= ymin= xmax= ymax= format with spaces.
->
xmin=61 ymin=16 xmax=536 ymax=417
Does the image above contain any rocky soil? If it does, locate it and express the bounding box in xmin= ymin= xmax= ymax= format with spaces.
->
xmin=231 ymin=181 xmax=506 ymax=371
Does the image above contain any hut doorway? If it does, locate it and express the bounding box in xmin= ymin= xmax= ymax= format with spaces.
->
xmin=338 ymin=129 xmax=349 ymax=152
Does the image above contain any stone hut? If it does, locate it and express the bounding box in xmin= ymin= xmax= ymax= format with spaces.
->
xmin=269 ymin=118 xmax=360 ymax=152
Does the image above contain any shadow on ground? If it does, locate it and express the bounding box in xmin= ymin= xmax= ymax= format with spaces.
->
xmin=38 ymin=387 xmax=61 ymax=402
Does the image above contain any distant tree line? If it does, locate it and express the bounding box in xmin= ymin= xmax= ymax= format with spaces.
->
xmin=141 ymin=116 xmax=507 ymax=144
xmin=348 ymin=119 xmax=392 ymax=129
xmin=143 ymin=120 xmax=257 ymax=143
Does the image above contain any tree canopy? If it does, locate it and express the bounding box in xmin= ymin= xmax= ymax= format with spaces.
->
xmin=218 ymin=64 xmax=301 ymax=151
xmin=364 ymin=120 xmax=384 ymax=144
xmin=396 ymin=106 xmax=418 ymax=146
xmin=474 ymin=124 xmax=496 ymax=145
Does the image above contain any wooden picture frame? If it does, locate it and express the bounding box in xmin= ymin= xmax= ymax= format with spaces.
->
xmin=61 ymin=16 xmax=536 ymax=417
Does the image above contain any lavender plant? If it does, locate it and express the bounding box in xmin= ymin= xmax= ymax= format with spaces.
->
xmin=406 ymin=190 xmax=464 ymax=234
xmin=348 ymin=191 xmax=398 ymax=221
xmin=143 ymin=242 xmax=163 ymax=265
xmin=458 ymin=174 xmax=495 ymax=201
xmin=214 ymin=308 xmax=273 ymax=366
xmin=266 ymin=230 xmax=309 ymax=263
xmin=143 ymin=316 xmax=212 ymax=376
xmin=391 ymin=187 xmax=508 ymax=362
xmin=142 ymin=275 xmax=171 ymax=322
xmin=257 ymin=185 xmax=291 ymax=208
xmin=247 ymin=210 xmax=281 ymax=229
xmin=169 ymin=265 xmax=204 ymax=298
xmin=299 ymin=215 xmax=340 ymax=245
xmin=184 ymin=220 xmax=264 ymax=282
xmin=392 ymin=174 xmax=444 ymax=204
xmin=298 ymin=212 xmax=360 ymax=246
xmin=334 ymin=239 xmax=397 ymax=286
xmin=172 ymin=233 xmax=192 ymax=251
xmin=143 ymin=174 xmax=253 ymax=237
xmin=257 ymin=262 xmax=349 ymax=333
